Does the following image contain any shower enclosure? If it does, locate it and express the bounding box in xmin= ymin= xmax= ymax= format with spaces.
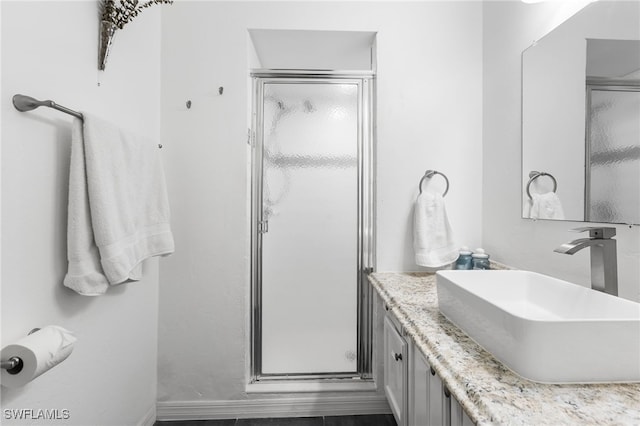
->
xmin=250 ymin=71 xmax=374 ymax=381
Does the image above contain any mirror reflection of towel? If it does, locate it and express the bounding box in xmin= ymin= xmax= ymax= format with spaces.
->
xmin=526 ymin=192 xmax=565 ymax=220
xmin=413 ymin=192 xmax=458 ymax=268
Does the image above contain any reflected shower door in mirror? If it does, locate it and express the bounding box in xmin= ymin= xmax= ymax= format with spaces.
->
xmin=586 ymin=86 xmax=640 ymax=224
xmin=250 ymin=75 xmax=374 ymax=381
xmin=521 ymin=1 xmax=640 ymax=225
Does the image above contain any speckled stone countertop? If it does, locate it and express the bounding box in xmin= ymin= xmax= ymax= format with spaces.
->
xmin=369 ymin=272 xmax=640 ymax=426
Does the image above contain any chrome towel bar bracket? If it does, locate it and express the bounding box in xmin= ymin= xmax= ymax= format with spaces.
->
xmin=13 ymin=94 xmax=84 ymax=120
xmin=418 ymin=169 xmax=449 ymax=197
xmin=526 ymin=171 xmax=557 ymax=200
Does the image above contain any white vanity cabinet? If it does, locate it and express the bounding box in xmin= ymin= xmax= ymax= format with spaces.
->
xmin=384 ymin=308 xmax=474 ymax=426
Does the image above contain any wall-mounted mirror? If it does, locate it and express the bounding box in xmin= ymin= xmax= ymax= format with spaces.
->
xmin=522 ymin=1 xmax=640 ymax=225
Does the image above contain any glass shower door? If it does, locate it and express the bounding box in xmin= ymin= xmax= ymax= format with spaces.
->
xmin=256 ymin=80 xmax=361 ymax=376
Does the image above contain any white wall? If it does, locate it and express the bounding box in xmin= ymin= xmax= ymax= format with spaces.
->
xmin=1 ymin=2 xmax=162 ymax=425
xmin=158 ymin=0 xmax=482 ymax=409
xmin=482 ymin=0 xmax=640 ymax=302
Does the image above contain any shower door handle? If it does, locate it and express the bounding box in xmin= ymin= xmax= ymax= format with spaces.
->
xmin=259 ymin=220 xmax=269 ymax=234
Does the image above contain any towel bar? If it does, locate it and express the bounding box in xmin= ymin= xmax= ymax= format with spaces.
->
xmin=419 ymin=170 xmax=449 ymax=196
xmin=13 ymin=94 xmax=162 ymax=148
xmin=526 ymin=171 xmax=557 ymax=200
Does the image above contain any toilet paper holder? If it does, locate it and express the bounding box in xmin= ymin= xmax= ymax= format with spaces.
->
xmin=1 ymin=357 xmax=23 ymax=374
xmin=0 ymin=328 xmax=41 ymax=374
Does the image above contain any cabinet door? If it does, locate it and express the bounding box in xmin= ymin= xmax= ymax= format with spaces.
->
xmin=410 ymin=341 xmax=475 ymax=426
xmin=452 ymin=396 xmax=475 ymax=426
xmin=410 ymin=347 xmax=429 ymax=426
xmin=384 ymin=315 xmax=408 ymax=426
xmin=451 ymin=393 xmax=463 ymax=426
xmin=428 ymin=365 xmax=444 ymax=425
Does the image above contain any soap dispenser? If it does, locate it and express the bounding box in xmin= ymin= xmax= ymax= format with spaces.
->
xmin=454 ymin=247 xmax=473 ymax=270
xmin=472 ymin=248 xmax=490 ymax=270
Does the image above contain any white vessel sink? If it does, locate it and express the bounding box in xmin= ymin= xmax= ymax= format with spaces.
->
xmin=436 ymin=270 xmax=640 ymax=384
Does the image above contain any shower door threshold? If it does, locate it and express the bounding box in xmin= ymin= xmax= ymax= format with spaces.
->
xmin=246 ymin=378 xmax=377 ymax=394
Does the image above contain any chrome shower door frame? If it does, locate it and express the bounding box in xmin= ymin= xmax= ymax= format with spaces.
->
xmin=250 ymin=70 xmax=375 ymax=383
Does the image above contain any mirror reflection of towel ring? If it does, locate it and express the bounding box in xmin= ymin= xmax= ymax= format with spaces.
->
xmin=526 ymin=171 xmax=557 ymax=200
xmin=418 ymin=170 xmax=449 ymax=197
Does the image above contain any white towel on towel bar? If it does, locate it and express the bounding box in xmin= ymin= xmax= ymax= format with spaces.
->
xmin=413 ymin=192 xmax=458 ymax=269
xmin=63 ymin=115 xmax=174 ymax=296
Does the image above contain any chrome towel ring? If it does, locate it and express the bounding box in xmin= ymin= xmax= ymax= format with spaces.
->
xmin=526 ymin=171 xmax=557 ymax=200
xmin=418 ymin=170 xmax=449 ymax=196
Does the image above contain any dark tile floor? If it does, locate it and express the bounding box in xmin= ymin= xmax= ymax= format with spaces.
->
xmin=155 ymin=414 xmax=396 ymax=426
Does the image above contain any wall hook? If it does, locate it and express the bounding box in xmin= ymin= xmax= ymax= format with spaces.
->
xmin=218 ymin=87 xmax=224 ymax=95
xmin=186 ymin=100 xmax=192 ymax=109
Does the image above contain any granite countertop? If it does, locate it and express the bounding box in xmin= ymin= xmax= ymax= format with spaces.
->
xmin=369 ymin=272 xmax=640 ymax=426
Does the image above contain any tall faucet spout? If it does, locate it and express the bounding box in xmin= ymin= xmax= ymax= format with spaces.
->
xmin=554 ymin=238 xmax=599 ymax=255
xmin=554 ymin=227 xmax=618 ymax=296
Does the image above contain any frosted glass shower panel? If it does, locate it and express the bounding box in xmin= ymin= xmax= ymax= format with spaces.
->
xmin=261 ymin=82 xmax=359 ymax=375
xmin=588 ymin=89 xmax=640 ymax=224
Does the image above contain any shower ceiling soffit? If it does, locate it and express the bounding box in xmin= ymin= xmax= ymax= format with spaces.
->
xmin=249 ymin=29 xmax=376 ymax=71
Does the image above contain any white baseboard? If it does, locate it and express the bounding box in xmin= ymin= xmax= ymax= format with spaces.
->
xmin=138 ymin=404 xmax=156 ymax=426
xmin=156 ymin=394 xmax=391 ymax=421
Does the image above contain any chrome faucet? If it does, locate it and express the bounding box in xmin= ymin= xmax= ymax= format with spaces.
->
xmin=554 ymin=227 xmax=618 ymax=296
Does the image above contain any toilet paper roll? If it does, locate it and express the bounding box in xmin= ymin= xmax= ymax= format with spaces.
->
xmin=1 ymin=326 xmax=77 ymax=388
